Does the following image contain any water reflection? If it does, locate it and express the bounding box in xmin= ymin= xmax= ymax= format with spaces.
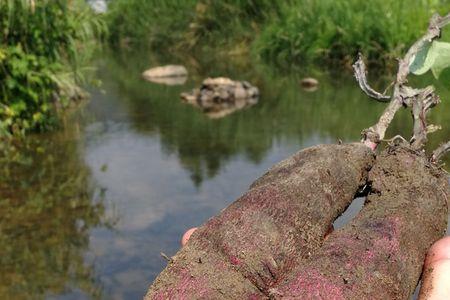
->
xmin=101 ymin=52 xmax=450 ymax=187
xmin=143 ymin=76 xmax=188 ymax=86
xmin=0 ymin=118 xmax=110 ymax=299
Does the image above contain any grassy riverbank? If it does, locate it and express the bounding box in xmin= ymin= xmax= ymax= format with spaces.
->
xmin=106 ymin=0 xmax=450 ymax=68
xmin=0 ymin=0 xmax=105 ymax=136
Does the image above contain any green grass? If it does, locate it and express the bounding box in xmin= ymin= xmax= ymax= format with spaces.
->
xmin=106 ymin=0 xmax=197 ymax=50
xmin=0 ymin=0 xmax=105 ymax=136
xmin=106 ymin=0 xmax=281 ymax=53
xmin=255 ymin=0 xmax=450 ymax=68
xmin=106 ymin=0 xmax=450 ymax=67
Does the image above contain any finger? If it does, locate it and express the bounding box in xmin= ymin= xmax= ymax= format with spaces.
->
xmin=181 ymin=227 xmax=197 ymax=246
xmin=419 ymin=236 xmax=450 ymax=300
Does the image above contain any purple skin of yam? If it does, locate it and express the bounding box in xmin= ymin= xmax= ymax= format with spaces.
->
xmin=145 ymin=143 xmax=375 ymax=299
xmin=271 ymin=146 xmax=449 ymax=300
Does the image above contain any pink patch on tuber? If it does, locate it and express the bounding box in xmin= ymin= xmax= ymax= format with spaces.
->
xmin=283 ymin=270 xmax=345 ymax=299
xmin=248 ymin=293 xmax=263 ymax=300
xmin=229 ymin=255 xmax=241 ymax=265
xmin=364 ymin=140 xmax=378 ymax=151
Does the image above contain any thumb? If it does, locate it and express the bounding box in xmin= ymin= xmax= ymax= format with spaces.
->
xmin=419 ymin=236 xmax=450 ymax=300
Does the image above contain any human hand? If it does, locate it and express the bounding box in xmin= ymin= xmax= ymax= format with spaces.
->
xmin=419 ymin=236 xmax=450 ymax=300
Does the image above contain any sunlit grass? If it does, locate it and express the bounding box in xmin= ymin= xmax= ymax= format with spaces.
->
xmin=106 ymin=0 xmax=450 ymax=68
xmin=255 ymin=0 xmax=450 ymax=67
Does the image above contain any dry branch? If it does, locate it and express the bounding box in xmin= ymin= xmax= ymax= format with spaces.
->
xmin=353 ymin=54 xmax=391 ymax=102
xmin=410 ymin=86 xmax=440 ymax=149
xmin=432 ymin=141 xmax=450 ymax=163
xmin=361 ymin=13 xmax=450 ymax=146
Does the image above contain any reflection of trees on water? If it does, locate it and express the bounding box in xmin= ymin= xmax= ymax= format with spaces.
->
xmin=101 ymin=52 xmax=450 ymax=185
xmin=0 ymin=124 xmax=110 ymax=299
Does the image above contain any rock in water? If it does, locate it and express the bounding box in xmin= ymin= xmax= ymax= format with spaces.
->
xmin=142 ymin=65 xmax=188 ymax=79
xmin=180 ymin=77 xmax=259 ymax=118
xmin=300 ymin=77 xmax=319 ymax=92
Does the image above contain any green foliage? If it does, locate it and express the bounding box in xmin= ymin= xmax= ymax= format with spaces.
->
xmin=106 ymin=0 xmax=281 ymax=52
xmin=0 ymin=0 xmax=106 ymax=135
xmin=410 ymin=41 xmax=450 ymax=78
xmin=182 ymin=0 xmax=282 ymax=49
xmin=256 ymin=0 xmax=450 ymax=67
xmin=106 ymin=0 xmax=450 ymax=68
xmin=106 ymin=0 xmax=197 ymax=50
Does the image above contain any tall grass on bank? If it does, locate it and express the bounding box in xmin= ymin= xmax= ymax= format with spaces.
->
xmin=106 ymin=0 xmax=281 ymax=52
xmin=106 ymin=0 xmax=450 ymax=67
xmin=107 ymin=0 xmax=197 ymax=50
xmin=0 ymin=0 xmax=105 ymax=136
xmin=256 ymin=0 xmax=450 ymax=67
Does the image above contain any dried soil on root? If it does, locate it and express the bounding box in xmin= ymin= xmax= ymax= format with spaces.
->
xmin=145 ymin=143 xmax=374 ymax=299
xmin=272 ymin=146 xmax=449 ymax=300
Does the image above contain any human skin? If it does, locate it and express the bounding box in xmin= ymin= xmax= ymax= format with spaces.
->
xmin=419 ymin=236 xmax=450 ymax=300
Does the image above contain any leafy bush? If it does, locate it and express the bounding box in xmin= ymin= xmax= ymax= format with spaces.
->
xmin=0 ymin=0 xmax=105 ymax=135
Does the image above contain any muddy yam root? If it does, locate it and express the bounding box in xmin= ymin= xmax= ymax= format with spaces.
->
xmin=272 ymin=146 xmax=449 ymax=299
xmin=145 ymin=143 xmax=375 ymax=299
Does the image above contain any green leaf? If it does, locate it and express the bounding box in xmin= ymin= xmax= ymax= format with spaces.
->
xmin=409 ymin=41 xmax=450 ymax=79
xmin=430 ymin=41 xmax=450 ymax=79
xmin=409 ymin=41 xmax=434 ymax=75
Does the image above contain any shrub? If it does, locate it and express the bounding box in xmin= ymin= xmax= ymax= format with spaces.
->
xmin=0 ymin=0 xmax=105 ymax=135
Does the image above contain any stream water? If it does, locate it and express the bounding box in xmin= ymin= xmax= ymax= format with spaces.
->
xmin=1 ymin=51 xmax=449 ymax=299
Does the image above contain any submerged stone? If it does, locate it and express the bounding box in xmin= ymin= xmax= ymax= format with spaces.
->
xmin=300 ymin=77 xmax=319 ymax=92
xmin=180 ymin=77 xmax=259 ymax=118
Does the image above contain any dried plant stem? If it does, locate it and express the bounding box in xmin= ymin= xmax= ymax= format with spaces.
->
xmin=432 ymin=142 xmax=450 ymax=163
xmin=410 ymin=86 xmax=440 ymax=149
xmin=353 ymin=54 xmax=391 ymax=102
xmin=359 ymin=13 xmax=450 ymax=146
